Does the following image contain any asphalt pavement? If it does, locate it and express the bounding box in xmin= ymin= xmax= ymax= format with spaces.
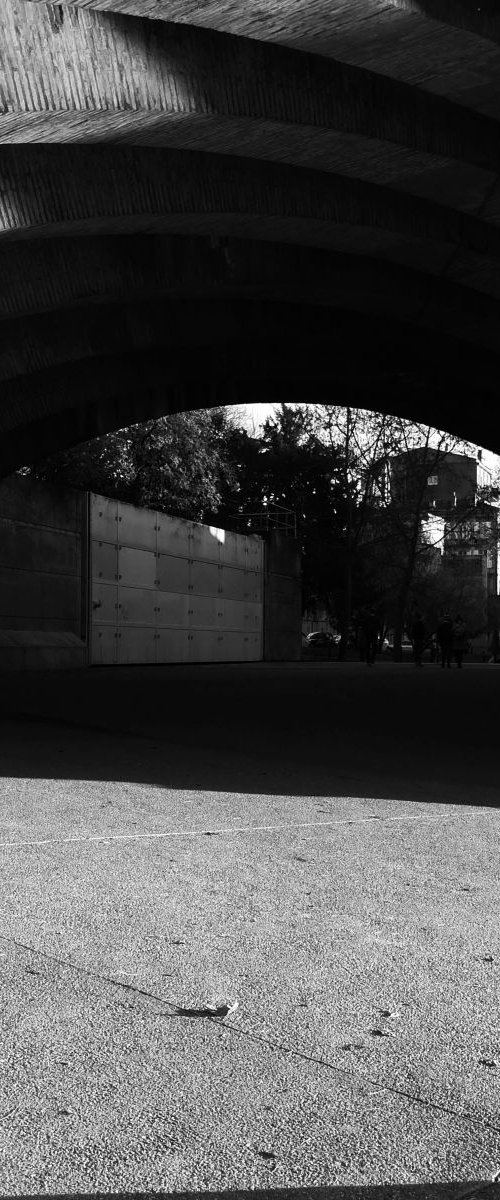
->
xmin=0 ymin=660 xmax=499 ymax=1196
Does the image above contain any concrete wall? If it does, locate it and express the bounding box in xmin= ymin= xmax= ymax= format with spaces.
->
xmin=90 ymin=494 xmax=264 ymax=665
xmin=0 ymin=475 xmax=88 ymax=670
xmin=0 ymin=476 xmax=303 ymax=670
xmin=263 ymin=533 xmax=302 ymax=661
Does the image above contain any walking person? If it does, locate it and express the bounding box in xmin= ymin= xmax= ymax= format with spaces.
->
xmin=488 ymin=627 xmax=500 ymax=664
xmin=437 ymin=610 xmax=454 ymax=669
xmin=410 ymin=610 xmax=426 ymax=667
xmin=362 ymin=608 xmax=379 ymax=667
xmin=453 ymin=614 xmax=467 ymax=668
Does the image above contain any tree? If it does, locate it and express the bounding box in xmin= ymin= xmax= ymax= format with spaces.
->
xmin=364 ymin=421 xmax=477 ymax=658
xmin=309 ymin=405 xmax=401 ymax=657
xmin=215 ymin=403 xmax=350 ymax=616
xmin=21 ymin=408 xmax=240 ymax=523
xmin=409 ymin=560 xmax=487 ymax=637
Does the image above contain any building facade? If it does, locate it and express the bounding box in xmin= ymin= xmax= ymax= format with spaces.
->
xmin=367 ymin=448 xmax=499 ymax=598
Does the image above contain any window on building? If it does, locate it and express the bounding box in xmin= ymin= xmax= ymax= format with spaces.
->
xmin=427 ymin=476 xmax=438 ymax=486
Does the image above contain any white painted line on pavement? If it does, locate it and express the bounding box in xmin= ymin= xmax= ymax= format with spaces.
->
xmin=0 ymin=810 xmax=494 ymax=850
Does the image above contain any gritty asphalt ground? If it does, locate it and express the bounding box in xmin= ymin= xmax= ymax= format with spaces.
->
xmin=0 ymin=661 xmax=499 ymax=1197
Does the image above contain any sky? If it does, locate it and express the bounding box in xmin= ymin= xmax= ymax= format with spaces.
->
xmin=234 ymin=402 xmax=500 ymax=478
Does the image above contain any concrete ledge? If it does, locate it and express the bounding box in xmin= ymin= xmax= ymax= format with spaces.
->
xmin=0 ymin=630 xmax=87 ymax=671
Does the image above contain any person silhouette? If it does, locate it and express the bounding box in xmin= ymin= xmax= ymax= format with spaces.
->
xmin=453 ymin=614 xmax=467 ymax=668
xmin=437 ymin=610 xmax=453 ymax=669
xmin=410 ymin=611 xmax=426 ymax=667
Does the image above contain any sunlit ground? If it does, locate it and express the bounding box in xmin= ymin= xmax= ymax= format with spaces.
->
xmin=0 ymin=663 xmax=499 ymax=1191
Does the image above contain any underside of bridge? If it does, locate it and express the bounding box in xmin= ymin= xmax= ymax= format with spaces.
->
xmin=1 ymin=0 xmax=500 ymax=476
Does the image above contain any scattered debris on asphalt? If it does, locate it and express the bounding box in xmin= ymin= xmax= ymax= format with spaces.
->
xmin=174 ymin=1000 xmax=239 ymax=1020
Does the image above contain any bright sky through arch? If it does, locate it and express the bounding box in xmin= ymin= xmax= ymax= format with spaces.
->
xmin=234 ymin=403 xmax=500 ymax=478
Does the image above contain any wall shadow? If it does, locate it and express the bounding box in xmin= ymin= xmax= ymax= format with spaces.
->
xmin=2 ymin=1184 xmax=499 ymax=1200
xmin=0 ymin=663 xmax=499 ymax=807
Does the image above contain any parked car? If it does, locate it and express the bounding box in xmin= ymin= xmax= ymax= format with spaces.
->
xmin=306 ymin=631 xmax=335 ymax=646
xmin=384 ymin=636 xmax=414 ymax=655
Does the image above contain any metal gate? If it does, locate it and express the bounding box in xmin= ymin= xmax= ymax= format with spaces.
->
xmin=90 ymin=495 xmax=264 ymax=665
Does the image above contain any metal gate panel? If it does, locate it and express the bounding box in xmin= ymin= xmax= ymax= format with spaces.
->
xmin=117 ymin=626 xmax=156 ymax=664
xmin=156 ymin=628 xmax=191 ymax=663
xmin=156 ymin=515 xmax=192 ymax=557
xmin=244 ymin=632 xmax=263 ymax=660
xmin=156 ymin=591 xmax=189 ymax=626
xmin=221 ymin=631 xmax=261 ymax=661
xmin=190 ymin=523 xmax=223 ymax=564
xmin=90 ymin=493 xmax=264 ymax=666
xmin=221 ymin=598 xmax=262 ymax=630
xmin=217 ymin=631 xmax=254 ymax=661
xmin=117 ymin=502 xmax=157 ymax=551
xmin=190 ymin=629 xmax=223 ymax=662
xmin=188 ymin=594 xmax=220 ymax=628
xmin=92 ymin=541 xmax=119 ymax=583
xmin=221 ymin=531 xmax=247 ymax=567
xmin=157 ymin=554 xmax=190 ymax=594
xmin=91 ymin=495 xmax=119 ymax=542
xmin=92 ymin=625 xmax=117 ymax=665
xmin=118 ymin=586 xmax=157 ymax=625
xmin=118 ymin=545 xmax=157 ymax=590
xmin=190 ymin=560 xmax=221 ymax=597
xmin=219 ymin=566 xmax=262 ymax=602
xmin=93 ymin=582 xmax=118 ymax=624
xmin=246 ymin=538 xmax=264 ymax=571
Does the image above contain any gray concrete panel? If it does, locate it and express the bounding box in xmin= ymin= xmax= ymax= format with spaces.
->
xmin=0 ymin=567 xmax=81 ymax=627
xmin=0 ymin=520 xmax=81 ymax=575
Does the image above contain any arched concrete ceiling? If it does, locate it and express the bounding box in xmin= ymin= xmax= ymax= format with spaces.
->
xmin=1 ymin=0 xmax=500 ymax=474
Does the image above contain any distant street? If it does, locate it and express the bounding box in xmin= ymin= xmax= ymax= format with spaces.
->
xmin=0 ymin=662 xmax=499 ymax=1192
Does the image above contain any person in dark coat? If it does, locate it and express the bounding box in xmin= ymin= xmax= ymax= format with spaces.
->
xmin=362 ymin=609 xmax=379 ymax=666
xmin=453 ymin=614 xmax=467 ymax=668
xmin=437 ymin=610 xmax=454 ymax=669
xmin=410 ymin=611 xmax=426 ymax=667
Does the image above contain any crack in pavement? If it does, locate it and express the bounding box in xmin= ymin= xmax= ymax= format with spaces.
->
xmin=3 ymin=933 xmax=500 ymax=1141
xmin=0 ymin=810 xmax=491 ymax=850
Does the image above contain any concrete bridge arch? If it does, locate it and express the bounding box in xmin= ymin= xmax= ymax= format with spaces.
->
xmin=1 ymin=0 xmax=500 ymax=474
